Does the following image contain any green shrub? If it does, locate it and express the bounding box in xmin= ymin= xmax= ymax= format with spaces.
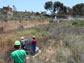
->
xmin=41 ymin=31 xmax=46 ymax=36
xmin=72 ymin=20 xmax=78 ymax=25
xmin=16 ymin=32 xmax=22 ymax=35
xmin=24 ymin=30 xmax=37 ymax=35
xmin=10 ymin=17 xmax=17 ymax=20
xmin=72 ymin=20 xmax=84 ymax=26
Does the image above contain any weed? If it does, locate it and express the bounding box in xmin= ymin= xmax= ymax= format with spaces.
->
xmin=16 ymin=32 xmax=22 ymax=34
xmin=24 ymin=29 xmax=37 ymax=35
xmin=49 ymin=18 xmax=54 ymax=23
xmin=40 ymin=31 xmax=46 ymax=36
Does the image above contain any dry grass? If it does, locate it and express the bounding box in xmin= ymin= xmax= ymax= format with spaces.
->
xmin=0 ymin=20 xmax=49 ymax=32
xmin=0 ymin=19 xmax=49 ymax=63
xmin=1 ymin=19 xmax=84 ymax=63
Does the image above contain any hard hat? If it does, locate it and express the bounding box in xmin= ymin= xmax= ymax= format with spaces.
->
xmin=32 ymin=36 xmax=35 ymax=39
xmin=21 ymin=37 xmax=24 ymax=39
xmin=14 ymin=41 xmax=21 ymax=45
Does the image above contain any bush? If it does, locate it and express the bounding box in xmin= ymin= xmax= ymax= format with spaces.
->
xmin=40 ymin=31 xmax=46 ymax=36
xmin=10 ymin=17 xmax=17 ymax=20
xmin=16 ymin=32 xmax=22 ymax=35
xmin=63 ymin=34 xmax=84 ymax=63
xmin=24 ymin=29 xmax=37 ymax=35
xmin=72 ymin=20 xmax=78 ymax=25
xmin=72 ymin=20 xmax=84 ymax=26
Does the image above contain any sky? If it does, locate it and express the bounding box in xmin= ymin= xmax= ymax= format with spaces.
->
xmin=0 ymin=0 xmax=84 ymax=12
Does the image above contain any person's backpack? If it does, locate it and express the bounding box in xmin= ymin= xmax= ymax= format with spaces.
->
xmin=25 ymin=38 xmax=32 ymax=51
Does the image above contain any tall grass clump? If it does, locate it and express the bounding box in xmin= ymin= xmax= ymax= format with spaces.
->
xmin=49 ymin=18 xmax=54 ymax=23
xmin=63 ymin=34 xmax=84 ymax=63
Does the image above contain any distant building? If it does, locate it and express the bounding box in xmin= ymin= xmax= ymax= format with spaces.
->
xmin=0 ymin=6 xmax=13 ymax=19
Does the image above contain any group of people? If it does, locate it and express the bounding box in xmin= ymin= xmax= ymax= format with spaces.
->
xmin=10 ymin=36 xmax=36 ymax=63
xmin=20 ymin=36 xmax=37 ymax=55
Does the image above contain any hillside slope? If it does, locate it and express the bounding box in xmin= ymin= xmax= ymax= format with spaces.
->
xmin=1 ymin=19 xmax=84 ymax=63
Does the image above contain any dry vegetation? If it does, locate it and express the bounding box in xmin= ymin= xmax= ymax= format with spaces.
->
xmin=0 ymin=19 xmax=84 ymax=63
xmin=0 ymin=19 xmax=49 ymax=32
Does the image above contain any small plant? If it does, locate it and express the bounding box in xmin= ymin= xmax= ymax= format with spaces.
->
xmin=49 ymin=18 xmax=54 ymax=23
xmin=41 ymin=31 xmax=46 ymax=36
xmin=16 ymin=32 xmax=22 ymax=34
xmin=72 ymin=20 xmax=84 ymax=26
xmin=72 ymin=20 xmax=78 ymax=25
xmin=24 ymin=29 xmax=37 ymax=35
xmin=10 ymin=17 xmax=17 ymax=20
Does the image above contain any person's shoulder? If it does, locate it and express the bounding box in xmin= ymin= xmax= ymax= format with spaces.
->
xmin=20 ymin=50 xmax=26 ymax=54
xmin=11 ymin=50 xmax=17 ymax=55
xmin=20 ymin=49 xmax=26 ymax=52
xmin=20 ymin=49 xmax=25 ymax=51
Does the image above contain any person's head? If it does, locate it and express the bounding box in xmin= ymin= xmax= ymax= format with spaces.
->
xmin=14 ymin=41 xmax=21 ymax=49
xmin=21 ymin=37 xmax=24 ymax=40
xmin=32 ymin=36 xmax=36 ymax=39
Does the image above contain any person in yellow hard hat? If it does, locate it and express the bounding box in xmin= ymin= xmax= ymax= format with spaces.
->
xmin=10 ymin=41 xmax=28 ymax=63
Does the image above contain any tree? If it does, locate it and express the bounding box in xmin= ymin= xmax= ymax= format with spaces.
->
xmin=54 ymin=1 xmax=63 ymax=13
xmin=58 ymin=6 xmax=67 ymax=15
xmin=72 ymin=3 xmax=84 ymax=16
xmin=13 ymin=5 xmax=17 ymax=12
xmin=44 ymin=1 xmax=54 ymax=14
xmin=44 ymin=1 xmax=64 ymax=16
xmin=13 ymin=5 xmax=17 ymax=17
xmin=66 ymin=7 xmax=73 ymax=15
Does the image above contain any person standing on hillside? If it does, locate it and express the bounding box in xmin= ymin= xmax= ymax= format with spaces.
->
xmin=10 ymin=41 xmax=28 ymax=63
xmin=20 ymin=37 xmax=25 ymax=49
xmin=32 ymin=36 xmax=36 ymax=55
